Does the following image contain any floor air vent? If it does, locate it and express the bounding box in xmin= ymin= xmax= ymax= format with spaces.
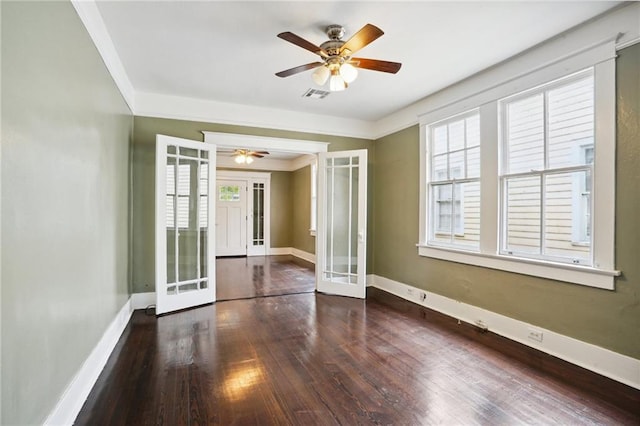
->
xmin=302 ymin=88 xmax=330 ymax=99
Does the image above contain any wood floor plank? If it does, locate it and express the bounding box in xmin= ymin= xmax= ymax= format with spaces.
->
xmin=75 ymin=259 xmax=640 ymax=425
xmin=216 ymin=255 xmax=315 ymax=301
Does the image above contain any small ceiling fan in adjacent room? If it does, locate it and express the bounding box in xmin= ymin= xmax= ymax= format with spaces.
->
xmin=275 ymin=23 xmax=402 ymax=92
xmin=231 ymin=149 xmax=269 ymax=165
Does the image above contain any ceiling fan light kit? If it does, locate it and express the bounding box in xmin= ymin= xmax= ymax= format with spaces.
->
xmin=276 ymin=23 xmax=401 ymax=92
xmin=232 ymin=149 xmax=269 ymax=165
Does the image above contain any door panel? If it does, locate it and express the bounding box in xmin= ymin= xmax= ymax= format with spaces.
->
xmin=156 ymin=135 xmax=215 ymax=315
xmin=317 ymin=150 xmax=367 ymax=298
xmin=216 ymin=179 xmax=247 ymax=256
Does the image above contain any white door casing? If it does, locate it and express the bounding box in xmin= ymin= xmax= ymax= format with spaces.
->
xmin=155 ymin=135 xmax=216 ymax=315
xmin=316 ymin=149 xmax=368 ymax=299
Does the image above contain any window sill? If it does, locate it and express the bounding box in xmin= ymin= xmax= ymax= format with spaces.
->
xmin=417 ymin=244 xmax=619 ymax=290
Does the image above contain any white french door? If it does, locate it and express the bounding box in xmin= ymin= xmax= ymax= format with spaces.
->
xmin=316 ymin=150 xmax=367 ymax=298
xmin=155 ymin=135 xmax=216 ymax=315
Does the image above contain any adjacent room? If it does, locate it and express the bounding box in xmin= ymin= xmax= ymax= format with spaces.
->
xmin=2 ymin=1 xmax=639 ymax=424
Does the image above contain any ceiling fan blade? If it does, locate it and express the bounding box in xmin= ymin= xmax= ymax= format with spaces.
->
xmin=275 ymin=62 xmax=324 ymax=78
xmin=252 ymin=151 xmax=270 ymax=155
xmin=350 ymin=58 xmax=402 ymax=74
xmin=340 ymin=24 xmax=384 ymax=55
xmin=277 ymin=32 xmax=328 ymax=57
xmin=251 ymin=154 xmax=265 ymax=158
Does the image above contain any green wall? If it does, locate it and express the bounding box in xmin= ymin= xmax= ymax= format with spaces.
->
xmin=373 ymin=43 xmax=640 ymax=359
xmin=270 ymin=171 xmax=293 ymax=248
xmin=292 ymin=165 xmax=316 ymax=254
xmin=132 ymin=116 xmax=373 ymax=293
xmin=1 ymin=2 xmax=133 ymax=424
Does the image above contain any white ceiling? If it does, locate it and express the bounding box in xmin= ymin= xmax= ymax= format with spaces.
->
xmin=94 ymin=1 xmax=620 ymax=125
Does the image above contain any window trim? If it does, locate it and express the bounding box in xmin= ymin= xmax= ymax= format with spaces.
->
xmin=418 ymin=44 xmax=619 ymax=290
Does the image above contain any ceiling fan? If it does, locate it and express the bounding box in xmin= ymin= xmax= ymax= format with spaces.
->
xmin=275 ymin=23 xmax=402 ymax=91
xmin=231 ymin=149 xmax=269 ymax=165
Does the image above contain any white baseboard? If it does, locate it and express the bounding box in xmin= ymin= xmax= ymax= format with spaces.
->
xmin=44 ymin=298 xmax=134 ymax=425
xmin=370 ymin=274 xmax=640 ymax=390
xmin=131 ymin=292 xmax=156 ymax=310
xmin=291 ymin=248 xmax=315 ymax=264
xmin=268 ymin=247 xmax=291 ymax=256
xmin=269 ymin=247 xmax=316 ymax=264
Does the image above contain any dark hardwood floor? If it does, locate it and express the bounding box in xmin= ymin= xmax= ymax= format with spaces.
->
xmin=216 ymin=255 xmax=315 ymax=301
xmin=75 ymin=288 xmax=640 ymax=425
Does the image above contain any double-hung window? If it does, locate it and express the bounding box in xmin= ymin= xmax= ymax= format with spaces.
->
xmin=428 ymin=112 xmax=480 ymax=250
xmin=500 ymin=70 xmax=594 ymax=265
xmin=419 ymin=40 xmax=618 ymax=290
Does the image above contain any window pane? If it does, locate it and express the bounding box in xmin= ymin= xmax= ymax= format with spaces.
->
xmin=506 ymin=94 xmax=544 ymax=173
xmin=544 ymin=171 xmax=591 ymax=261
xmin=467 ymin=147 xmax=480 ymax=178
xmin=466 ymin=115 xmax=480 ymax=147
xmin=432 ymin=154 xmax=447 ymax=181
xmin=505 ymin=176 xmax=541 ymax=254
xmin=548 ymin=75 xmax=594 ymax=168
xmin=449 ymin=151 xmax=464 ymax=179
xmin=433 ymin=125 xmax=448 ymax=155
xmin=219 ymin=185 xmax=240 ymax=201
xmin=448 ymin=120 xmax=465 ymax=151
xmin=431 ymin=183 xmax=452 ymax=243
xmin=455 ymin=181 xmax=480 ymax=249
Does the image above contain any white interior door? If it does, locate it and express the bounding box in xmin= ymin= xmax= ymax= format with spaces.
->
xmin=216 ymin=179 xmax=247 ymax=256
xmin=316 ymin=149 xmax=367 ymax=298
xmin=155 ymin=135 xmax=216 ymax=315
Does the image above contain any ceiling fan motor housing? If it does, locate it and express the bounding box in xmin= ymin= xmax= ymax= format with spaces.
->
xmin=325 ymin=25 xmax=345 ymax=40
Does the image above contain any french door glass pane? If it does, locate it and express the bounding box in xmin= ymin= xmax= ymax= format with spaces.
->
xmin=178 ymin=158 xmax=198 ymax=283
xmin=350 ymin=163 xmax=359 ymax=280
xmin=166 ymin=154 xmax=176 ymax=284
xmin=505 ymin=176 xmax=541 ymax=254
xmin=324 ymin=156 xmax=358 ymax=283
xmin=253 ymin=183 xmax=265 ymax=245
xmin=200 ymin=160 xmax=209 ymax=280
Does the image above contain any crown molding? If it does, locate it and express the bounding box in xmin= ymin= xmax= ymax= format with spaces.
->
xmin=136 ymin=92 xmax=374 ymax=139
xmin=71 ymin=0 xmax=135 ymax=111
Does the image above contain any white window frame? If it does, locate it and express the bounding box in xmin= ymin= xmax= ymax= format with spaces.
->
xmin=418 ymin=41 xmax=619 ymax=290
xmin=571 ymin=144 xmax=593 ymax=245
xmin=498 ymin=69 xmax=595 ymax=266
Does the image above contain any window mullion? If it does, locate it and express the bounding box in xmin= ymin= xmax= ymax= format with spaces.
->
xmin=480 ymin=103 xmax=499 ymax=255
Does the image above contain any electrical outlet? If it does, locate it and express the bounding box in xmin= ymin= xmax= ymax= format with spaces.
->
xmin=528 ymin=328 xmax=544 ymax=342
xmin=475 ymin=320 xmax=488 ymax=331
